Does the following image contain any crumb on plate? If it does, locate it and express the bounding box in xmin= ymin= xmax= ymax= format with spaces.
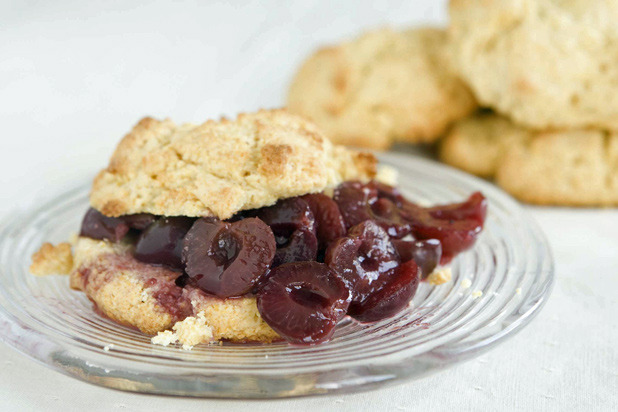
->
xmin=427 ymin=267 xmax=452 ymax=285
xmin=30 ymin=242 xmax=73 ymax=276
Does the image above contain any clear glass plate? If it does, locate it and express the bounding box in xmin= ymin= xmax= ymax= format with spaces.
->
xmin=0 ymin=153 xmax=553 ymax=398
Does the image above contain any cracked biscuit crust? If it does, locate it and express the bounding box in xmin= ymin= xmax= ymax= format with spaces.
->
xmin=287 ymin=28 xmax=477 ymax=150
xmin=440 ymin=112 xmax=618 ymax=206
xmin=90 ymin=109 xmax=376 ymax=219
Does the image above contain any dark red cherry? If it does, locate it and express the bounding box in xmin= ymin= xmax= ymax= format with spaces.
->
xmin=372 ymin=181 xmax=407 ymax=207
xmin=80 ymin=207 xmax=130 ymax=242
xmin=251 ymin=197 xmax=316 ymax=238
xmin=425 ymin=192 xmax=487 ymax=223
xmin=134 ymin=216 xmax=195 ymax=269
xmin=391 ymin=239 xmax=442 ymax=279
xmin=272 ymin=228 xmax=318 ymax=267
xmin=251 ymin=197 xmax=318 ymax=265
xmin=403 ymin=192 xmax=487 ymax=263
xmin=333 ymin=181 xmax=411 ymax=238
xmin=122 ymin=213 xmax=158 ymax=230
xmin=300 ymin=193 xmax=346 ymax=249
xmin=325 ymin=220 xmax=400 ymax=303
xmin=182 ymin=217 xmax=276 ymax=298
xmin=348 ymin=260 xmax=419 ymax=323
xmin=256 ymin=261 xmax=350 ymax=345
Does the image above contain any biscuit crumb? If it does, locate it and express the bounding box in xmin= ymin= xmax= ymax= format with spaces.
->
xmin=472 ymin=290 xmax=483 ymax=299
xmin=173 ymin=312 xmax=215 ymax=350
xmin=151 ymin=312 xmax=215 ymax=350
xmin=151 ymin=330 xmax=178 ymax=347
xmin=516 ymin=288 xmax=522 ymax=295
xmin=427 ymin=267 xmax=452 ymax=285
xmin=461 ymin=278 xmax=472 ymax=289
xmin=375 ymin=165 xmax=399 ymax=186
xmin=30 ymin=242 xmax=73 ymax=276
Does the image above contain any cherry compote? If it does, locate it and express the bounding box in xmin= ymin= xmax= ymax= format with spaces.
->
xmin=333 ymin=181 xmax=411 ymax=238
xmin=123 ymin=213 xmax=157 ymax=230
xmin=300 ymin=193 xmax=346 ymax=249
xmin=134 ymin=216 xmax=196 ymax=269
xmin=251 ymin=198 xmax=318 ymax=266
xmin=77 ymin=179 xmax=486 ymax=345
xmin=80 ymin=208 xmax=130 ymax=242
xmin=182 ymin=217 xmax=276 ymax=297
xmin=256 ymin=261 xmax=350 ymax=344
xmin=391 ymin=239 xmax=442 ymax=279
xmin=403 ymin=192 xmax=487 ymax=263
xmin=348 ymin=259 xmax=420 ymax=322
xmin=325 ymin=220 xmax=400 ymax=303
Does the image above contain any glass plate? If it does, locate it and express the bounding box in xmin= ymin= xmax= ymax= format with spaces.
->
xmin=0 ymin=153 xmax=553 ymax=398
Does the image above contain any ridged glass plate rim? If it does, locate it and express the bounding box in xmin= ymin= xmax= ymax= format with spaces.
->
xmin=0 ymin=152 xmax=554 ymax=398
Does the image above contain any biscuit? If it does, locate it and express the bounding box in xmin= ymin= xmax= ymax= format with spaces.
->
xmin=287 ymin=28 xmax=477 ymax=150
xmin=90 ymin=109 xmax=376 ymax=219
xmin=439 ymin=112 xmax=528 ymax=178
xmin=496 ymin=129 xmax=618 ymax=207
xmin=449 ymin=0 xmax=618 ymax=130
xmin=70 ymin=237 xmax=279 ymax=342
xmin=30 ymin=242 xmax=73 ymax=276
xmin=440 ymin=112 xmax=618 ymax=206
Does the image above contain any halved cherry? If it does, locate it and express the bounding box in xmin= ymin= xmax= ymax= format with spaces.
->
xmin=325 ymin=220 xmax=400 ymax=303
xmin=256 ymin=261 xmax=350 ymax=345
xmin=80 ymin=207 xmax=130 ymax=242
xmin=301 ymin=193 xmax=346 ymax=249
xmin=122 ymin=213 xmax=158 ymax=230
xmin=333 ymin=181 xmax=411 ymax=238
xmin=271 ymin=228 xmax=318 ymax=267
xmin=251 ymin=197 xmax=318 ymax=265
xmin=251 ymin=197 xmax=316 ymax=236
xmin=182 ymin=217 xmax=276 ymax=297
xmin=402 ymin=192 xmax=487 ymax=263
xmin=134 ymin=216 xmax=196 ymax=269
xmin=391 ymin=239 xmax=442 ymax=279
xmin=348 ymin=260 xmax=419 ymax=323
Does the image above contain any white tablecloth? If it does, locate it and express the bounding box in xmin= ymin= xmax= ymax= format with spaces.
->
xmin=1 ymin=1 xmax=616 ymax=410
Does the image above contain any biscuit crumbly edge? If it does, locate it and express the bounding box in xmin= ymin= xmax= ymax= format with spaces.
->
xmin=30 ymin=242 xmax=74 ymax=276
xmin=152 ymin=312 xmax=215 ymax=350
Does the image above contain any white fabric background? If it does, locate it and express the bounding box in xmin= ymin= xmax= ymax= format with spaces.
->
xmin=0 ymin=1 xmax=616 ymax=410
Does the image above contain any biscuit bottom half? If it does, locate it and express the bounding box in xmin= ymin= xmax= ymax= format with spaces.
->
xmin=68 ymin=237 xmax=279 ymax=343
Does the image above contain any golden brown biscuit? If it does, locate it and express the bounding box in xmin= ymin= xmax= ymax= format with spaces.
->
xmin=449 ymin=0 xmax=618 ymax=130
xmin=439 ymin=112 xmax=528 ymax=178
xmin=440 ymin=112 xmax=618 ymax=206
xmin=496 ymin=129 xmax=618 ymax=207
xmin=288 ymin=28 xmax=477 ymax=150
xmin=70 ymin=237 xmax=279 ymax=342
xmin=30 ymin=242 xmax=73 ymax=276
xmin=91 ymin=109 xmax=376 ymax=219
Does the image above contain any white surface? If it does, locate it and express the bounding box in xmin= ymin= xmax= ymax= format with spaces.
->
xmin=0 ymin=1 xmax=616 ymax=411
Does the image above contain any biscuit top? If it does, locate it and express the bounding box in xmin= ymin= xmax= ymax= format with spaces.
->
xmin=90 ymin=109 xmax=376 ymax=219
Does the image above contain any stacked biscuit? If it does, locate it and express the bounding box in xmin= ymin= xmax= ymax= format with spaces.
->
xmin=288 ymin=0 xmax=618 ymax=206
